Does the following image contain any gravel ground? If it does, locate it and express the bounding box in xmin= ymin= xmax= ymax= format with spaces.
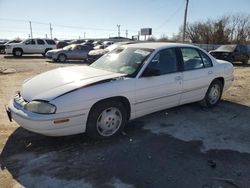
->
xmin=0 ymin=54 xmax=250 ymax=188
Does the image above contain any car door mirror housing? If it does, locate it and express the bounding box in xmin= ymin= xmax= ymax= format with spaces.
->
xmin=142 ymin=67 xmax=161 ymax=77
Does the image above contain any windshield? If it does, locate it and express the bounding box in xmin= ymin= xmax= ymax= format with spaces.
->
xmin=90 ymin=47 xmax=153 ymax=76
xmin=63 ymin=44 xmax=76 ymax=50
xmin=216 ymin=45 xmax=236 ymax=52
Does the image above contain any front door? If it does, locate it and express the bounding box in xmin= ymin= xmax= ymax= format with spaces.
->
xmin=135 ymin=48 xmax=182 ymax=118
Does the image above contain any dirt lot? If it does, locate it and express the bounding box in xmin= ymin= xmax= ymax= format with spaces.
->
xmin=0 ymin=55 xmax=250 ymax=188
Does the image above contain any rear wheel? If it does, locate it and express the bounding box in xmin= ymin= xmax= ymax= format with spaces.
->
xmin=86 ymin=100 xmax=127 ymax=139
xmin=200 ymin=79 xmax=223 ymax=107
xmin=13 ymin=48 xmax=23 ymax=57
xmin=242 ymin=56 xmax=249 ymax=64
xmin=57 ymin=53 xmax=67 ymax=62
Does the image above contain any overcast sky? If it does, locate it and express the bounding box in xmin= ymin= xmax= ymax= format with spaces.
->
xmin=0 ymin=0 xmax=249 ymax=40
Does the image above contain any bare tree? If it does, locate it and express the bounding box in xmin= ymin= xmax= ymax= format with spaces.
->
xmin=178 ymin=13 xmax=250 ymax=44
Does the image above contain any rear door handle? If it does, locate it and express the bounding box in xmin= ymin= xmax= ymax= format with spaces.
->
xmin=175 ymin=76 xmax=182 ymax=81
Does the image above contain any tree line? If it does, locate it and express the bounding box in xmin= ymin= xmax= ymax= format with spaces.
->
xmin=153 ymin=14 xmax=250 ymax=44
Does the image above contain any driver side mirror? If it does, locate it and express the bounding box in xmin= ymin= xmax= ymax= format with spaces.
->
xmin=142 ymin=67 xmax=161 ymax=77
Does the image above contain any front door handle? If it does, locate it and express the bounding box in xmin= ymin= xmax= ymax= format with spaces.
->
xmin=208 ymin=71 xmax=213 ymax=75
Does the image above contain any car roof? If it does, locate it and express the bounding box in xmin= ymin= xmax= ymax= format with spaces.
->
xmin=123 ymin=42 xmax=197 ymax=50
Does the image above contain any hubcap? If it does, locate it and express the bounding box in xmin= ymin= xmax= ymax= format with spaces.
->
xmin=208 ymin=84 xmax=221 ymax=104
xmin=15 ymin=50 xmax=21 ymax=56
xmin=59 ymin=55 xmax=65 ymax=62
xmin=96 ymin=107 xmax=122 ymax=137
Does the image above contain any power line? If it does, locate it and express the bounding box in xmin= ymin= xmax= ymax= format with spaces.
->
xmin=155 ymin=2 xmax=184 ymax=31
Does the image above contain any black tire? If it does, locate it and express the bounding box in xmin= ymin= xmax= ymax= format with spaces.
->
xmin=86 ymin=100 xmax=127 ymax=139
xmin=242 ymin=56 xmax=249 ymax=65
xmin=57 ymin=53 xmax=67 ymax=62
xmin=13 ymin=48 xmax=23 ymax=57
xmin=0 ymin=49 xmax=5 ymax=54
xmin=200 ymin=79 xmax=223 ymax=107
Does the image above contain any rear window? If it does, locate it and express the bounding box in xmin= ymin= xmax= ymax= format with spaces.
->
xmin=37 ymin=39 xmax=45 ymax=45
xmin=45 ymin=40 xmax=56 ymax=45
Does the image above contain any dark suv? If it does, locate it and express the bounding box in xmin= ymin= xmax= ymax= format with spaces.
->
xmin=209 ymin=44 xmax=249 ymax=64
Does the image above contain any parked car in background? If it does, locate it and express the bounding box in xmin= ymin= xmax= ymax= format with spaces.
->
xmin=103 ymin=41 xmax=114 ymax=47
xmin=68 ymin=39 xmax=86 ymax=45
xmin=209 ymin=44 xmax=249 ymax=64
xmin=6 ymin=43 xmax=234 ymax=138
xmin=93 ymin=45 xmax=105 ymax=50
xmin=56 ymin=41 xmax=69 ymax=49
xmin=88 ymin=41 xmax=136 ymax=62
xmin=0 ymin=40 xmax=21 ymax=54
xmin=5 ymin=38 xmax=56 ymax=57
xmin=46 ymin=44 xmax=93 ymax=62
xmin=93 ymin=40 xmax=102 ymax=46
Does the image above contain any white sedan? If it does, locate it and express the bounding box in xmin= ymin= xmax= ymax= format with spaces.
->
xmin=6 ymin=43 xmax=234 ymax=139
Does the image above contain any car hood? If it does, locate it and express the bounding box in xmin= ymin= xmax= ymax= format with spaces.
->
xmin=88 ymin=49 xmax=108 ymax=56
xmin=21 ymin=66 xmax=125 ymax=102
xmin=8 ymin=43 xmax=23 ymax=46
xmin=47 ymin=49 xmax=64 ymax=53
xmin=211 ymin=50 xmax=233 ymax=53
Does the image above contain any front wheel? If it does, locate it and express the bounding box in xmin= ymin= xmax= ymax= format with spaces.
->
xmin=200 ymin=80 xmax=223 ymax=107
xmin=242 ymin=56 xmax=249 ymax=65
xmin=86 ymin=100 xmax=127 ymax=139
xmin=57 ymin=54 xmax=67 ymax=62
xmin=13 ymin=49 xmax=23 ymax=57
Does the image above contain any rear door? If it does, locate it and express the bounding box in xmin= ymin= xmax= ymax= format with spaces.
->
xmin=36 ymin=39 xmax=46 ymax=53
xmin=179 ymin=47 xmax=214 ymax=104
xmin=135 ymin=48 xmax=183 ymax=117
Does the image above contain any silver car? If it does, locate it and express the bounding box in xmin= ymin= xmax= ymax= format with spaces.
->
xmin=46 ymin=44 xmax=93 ymax=62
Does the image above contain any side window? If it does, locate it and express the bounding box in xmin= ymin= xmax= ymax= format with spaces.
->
xmin=181 ymin=48 xmax=204 ymax=71
xmin=200 ymin=51 xmax=212 ymax=67
xmin=25 ymin=39 xmax=36 ymax=45
xmin=81 ymin=46 xmax=87 ymax=50
xmin=146 ymin=48 xmax=178 ymax=75
xmin=240 ymin=45 xmax=247 ymax=53
xmin=45 ymin=40 xmax=56 ymax=45
xmin=37 ymin=39 xmax=45 ymax=45
xmin=235 ymin=45 xmax=240 ymax=52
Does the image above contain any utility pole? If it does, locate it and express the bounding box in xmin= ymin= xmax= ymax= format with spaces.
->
xmin=45 ymin=34 xmax=48 ymax=38
xmin=29 ymin=21 xmax=33 ymax=39
xmin=49 ymin=23 xmax=53 ymax=39
xmin=84 ymin=32 xmax=86 ymax=39
xmin=182 ymin=0 xmax=189 ymax=43
xmin=125 ymin=30 xmax=128 ymax=38
xmin=117 ymin=24 xmax=121 ymax=37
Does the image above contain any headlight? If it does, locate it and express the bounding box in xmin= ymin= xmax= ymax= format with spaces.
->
xmin=24 ymin=101 xmax=56 ymax=114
